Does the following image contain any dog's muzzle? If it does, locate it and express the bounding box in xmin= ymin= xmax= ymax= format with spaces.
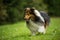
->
xmin=24 ymin=15 xmax=31 ymax=21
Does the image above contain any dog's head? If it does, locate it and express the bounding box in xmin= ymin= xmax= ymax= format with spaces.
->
xmin=24 ymin=7 xmax=36 ymax=21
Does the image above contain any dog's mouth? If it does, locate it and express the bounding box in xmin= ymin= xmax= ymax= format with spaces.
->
xmin=25 ymin=19 xmax=29 ymax=21
xmin=24 ymin=14 xmax=31 ymax=21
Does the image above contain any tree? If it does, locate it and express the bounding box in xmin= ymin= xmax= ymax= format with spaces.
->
xmin=44 ymin=0 xmax=60 ymax=16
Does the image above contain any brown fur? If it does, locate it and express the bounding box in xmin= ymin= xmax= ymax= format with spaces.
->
xmin=24 ymin=8 xmax=35 ymax=21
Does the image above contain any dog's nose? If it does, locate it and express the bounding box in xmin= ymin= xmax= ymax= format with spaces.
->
xmin=24 ymin=15 xmax=29 ymax=19
xmin=24 ymin=17 xmax=28 ymax=20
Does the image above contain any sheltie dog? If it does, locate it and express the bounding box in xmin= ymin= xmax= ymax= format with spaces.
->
xmin=24 ymin=7 xmax=50 ymax=35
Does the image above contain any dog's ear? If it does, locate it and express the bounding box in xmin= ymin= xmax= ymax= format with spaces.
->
xmin=30 ymin=7 xmax=35 ymax=12
xmin=30 ymin=8 xmax=34 ymax=12
xmin=31 ymin=8 xmax=34 ymax=11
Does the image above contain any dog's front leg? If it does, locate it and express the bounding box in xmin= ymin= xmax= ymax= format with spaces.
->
xmin=31 ymin=31 xmax=36 ymax=36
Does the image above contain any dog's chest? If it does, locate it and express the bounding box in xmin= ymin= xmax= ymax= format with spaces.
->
xmin=28 ymin=20 xmax=43 ymax=27
xmin=27 ymin=20 xmax=45 ymax=32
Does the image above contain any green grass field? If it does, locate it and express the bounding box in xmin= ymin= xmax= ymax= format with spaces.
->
xmin=0 ymin=17 xmax=60 ymax=40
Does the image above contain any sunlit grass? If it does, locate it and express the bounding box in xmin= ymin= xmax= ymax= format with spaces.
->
xmin=0 ymin=17 xmax=60 ymax=40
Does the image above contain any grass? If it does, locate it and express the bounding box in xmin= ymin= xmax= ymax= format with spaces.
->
xmin=0 ymin=17 xmax=60 ymax=40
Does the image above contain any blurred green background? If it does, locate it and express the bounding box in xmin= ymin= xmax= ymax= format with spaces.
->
xmin=0 ymin=0 xmax=60 ymax=40
xmin=0 ymin=0 xmax=60 ymax=24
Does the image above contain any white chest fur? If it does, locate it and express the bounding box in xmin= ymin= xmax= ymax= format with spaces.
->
xmin=27 ymin=20 xmax=46 ymax=34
